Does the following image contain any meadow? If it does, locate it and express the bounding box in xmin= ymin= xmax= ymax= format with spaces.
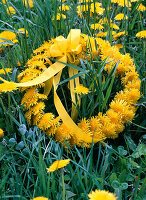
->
xmin=0 ymin=0 xmax=145 ymax=199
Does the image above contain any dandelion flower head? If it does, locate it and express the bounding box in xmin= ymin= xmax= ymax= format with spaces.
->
xmin=88 ymin=189 xmax=117 ymax=200
xmin=0 ymin=31 xmax=18 ymax=47
xmin=46 ymin=159 xmax=70 ymax=172
xmin=7 ymin=6 xmax=16 ymax=15
xmin=114 ymin=13 xmax=128 ymax=20
xmin=136 ymin=30 xmax=146 ymax=39
xmin=0 ymin=129 xmax=4 ymax=138
xmin=32 ymin=197 xmax=49 ymax=200
xmin=74 ymin=84 xmax=90 ymax=95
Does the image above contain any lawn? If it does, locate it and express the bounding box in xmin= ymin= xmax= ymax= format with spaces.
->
xmin=0 ymin=0 xmax=145 ymax=199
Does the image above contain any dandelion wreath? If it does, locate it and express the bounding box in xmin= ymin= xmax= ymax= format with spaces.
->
xmin=0 ymin=29 xmax=141 ymax=148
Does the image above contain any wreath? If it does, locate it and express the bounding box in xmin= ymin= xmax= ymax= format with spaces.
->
xmin=0 ymin=29 xmax=141 ymax=147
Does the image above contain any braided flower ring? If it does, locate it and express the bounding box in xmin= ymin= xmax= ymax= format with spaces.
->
xmin=0 ymin=29 xmax=141 ymax=147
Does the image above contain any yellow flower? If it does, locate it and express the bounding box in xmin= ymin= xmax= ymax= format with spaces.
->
xmin=122 ymin=70 xmax=139 ymax=85
xmin=74 ymin=84 xmax=90 ymax=95
xmin=56 ymin=13 xmax=66 ymax=20
xmin=90 ymin=3 xmax=105 ymax=15
xmin=96 ymin=32 xmax=107 ymax=38
xmin=59 ymin=5 xmax=70 ymax=11
xmin=31 ymin=102 xmax=45 ymax=115
xmin=0 ymin=68 xmax=12 ymax=75
xmin=32 ymin=197 xmax=49 ymax=200
xmin=113 ymin=31 xmax=126 ymax=40
xmin=91 ymin=23 xmax=104 ymax=30
xmin=113 ymin=44 xmax=123 ymax=49
xmin=37 ymin=113 xmax=55 ymax=131
xmin=7 ymin=6 xmax=16 ymax=15
xmin=21 ymin=87 xmax=47 ymax=109
xmin=2 ymin=0 xmax=7 ymax=3
xmin=0 ymin=31 xmax=18 ymax=47
xmin=111 ymin=0 xmax=131 ymax=7
xmin=55 ymin=123 xmax=72 ymax=144
xmin=136 ymin=30 xmax=146 ymax=39
xmin=110 ymin=100 xmax=135 ymax=122
xmin=88 ymin=189 xmax=117 ymax=200
xmin=110 ymin=23 xmax=120 ymax=30
xmin=46 ymin=159 xmax=70 ymax=172
xmin=114 ymin=13 xmax=128 ymax=20
xmin=125 ymin=79 xmax=141 ymax=90
xmin=137 ymin=3 xmax=146 ymax=12
xmin=0 ymin=129 xmax=4 ymax=138
xmin=0 ymin=81 xmax=17 ymax=93
xmin=17 ymin=61 xmax=21 ymax=66
xmin=18 ymin=28 xmax=29 ymax=37
xmin=23 ymin=0 xmax=34 ymax=8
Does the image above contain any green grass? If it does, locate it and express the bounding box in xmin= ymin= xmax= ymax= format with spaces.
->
xmin=0 ymin=0 xmax=146 ymax=199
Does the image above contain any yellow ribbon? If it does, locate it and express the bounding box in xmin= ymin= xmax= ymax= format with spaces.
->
xmin=53 ymin=73 xmax=102 ymax=145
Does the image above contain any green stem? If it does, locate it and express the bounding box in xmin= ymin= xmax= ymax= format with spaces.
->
xmin=61 ymin=169 xmax=65 ymax=200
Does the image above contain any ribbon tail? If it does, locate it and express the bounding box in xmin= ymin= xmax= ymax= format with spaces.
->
xmin=0 ymin=56 xmax=67 ymax=91
xmin=68 ymin=68 xmax=81 ymax=121
xmin=53 ymin=75 xmax=102 ymax=145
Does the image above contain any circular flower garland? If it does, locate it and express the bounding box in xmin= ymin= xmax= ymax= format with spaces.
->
xmin=0 ymin=30 xmax=141 ymax=148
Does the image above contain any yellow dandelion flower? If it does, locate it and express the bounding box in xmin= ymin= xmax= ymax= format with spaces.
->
xmin=111 ymin=0 xmax=131 ymax=7
xmin=110 ymin=100 xmax=135 ymax=122
xmin=46 ymin=117 xmax=60 ymax=137
xmin=31 ymin=102 xmax=45 ymax=115
xmin=122 ymin=70 xmax=139 ymax=85
xmin=56 ymin=13 xmax=66 ymax=20
xmin=18 ymin=68 xmax=42 ymax=82
xmin=124 ymin=88 xmax=141 ymax=105
xmin=0 ymin=81 xmax=17 ymax=93
xmin=23 ymin=0 xmax=34 ymax=8
xmin=113 ymin=31 xmax=126 ymax=40
xmin=110 ymin=23 xmax=120 ymax=30
xmin=136 ymin=30 xmax=146 ymax=39
xmin=46 ymin=159 xmax=70 ymax=172
xmin=89 ymin=116 xmax=102 ymax=134
xmin=17 ymin=61 xmax=21 ymax=66
xmin=59 ymin=5 xmax=70 ymax=11
xmin=74 ymin=84 xmax=90 ymax=95
xmin=115 ymin=123 xmax=124 ymax=134
xmin=37 ymin=113 xmax=55 ymax=131
xmin=2 ymin=0 xmax=7 ymax=3
xmin=101 ymin=122 xmax=117 ymax=139
xmin=7 ymin=6 xmax=16 ymax=15
xmin=33 ymin=111 xmax=44 ymax=125
xmin=113 ymin=44 xmax=123 ymax=49
xmin=114 ymin=13 xmax=128 ymax=20
xmin=91 ymin=23 xmax=104 ymax=30
xmin=106 ymin=109 xmax=122 ymax=124
xmin=90 ymin=3 xmax=105 ymax=15
xmin=18 ymin=28 xmax=29 ymax=37
xmin=125 ymin=79 xmax=141 ymax=90
xmin=0 ymin=129 xmax=4 ymax=138
xmin=0 ymin=68 xmax=12 ymax=75
xmin=97 ymin=113 xmax=110 ymax=125
xmin=79 ymin=0 xmax=93 ymax=3
xmin=96 ymin=32 xmax=107 ymax=38
xmin=55 ymin=123 xmax=72 ymax=144
xmin=32 ymin=197 xmax=49 ymax=200
xmin=25 ymin=110 xmax=32 ymax=125
xmin=88 ymin=189 xmax=117 ymax=200
xmin=0 ymin=31 xmax=18 ymax=47
xmin=137 ymin=3 xmax=146 ymax=12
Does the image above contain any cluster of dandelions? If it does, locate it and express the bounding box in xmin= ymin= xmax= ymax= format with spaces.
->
xmin=55 ymin=0 xmax=146 ymax=41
